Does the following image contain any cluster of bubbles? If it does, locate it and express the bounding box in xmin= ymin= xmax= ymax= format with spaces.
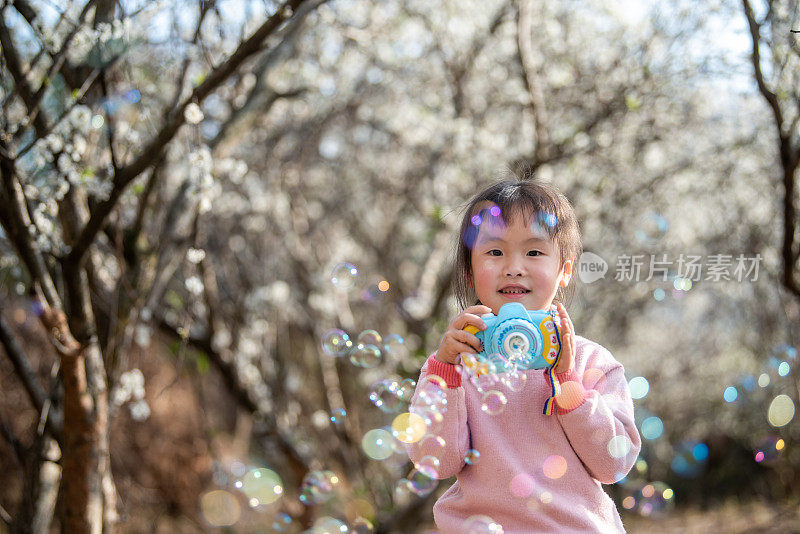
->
xmin=458 ymin=352 xmax=534 ymax=416
xmin=723 ymin=344 xmax=796 ymax=429
xmin=200 ymin=461 xmax=287 ymax=528
xmin=329 ymin=262 xmax=392 ymax=303
xmin=321 ymin=328 xmax=406 ymax=369
xmin=461 ymin=204 xmax=559 ymax=251
xmin=620 ymin=480 xmax=675 ymax=517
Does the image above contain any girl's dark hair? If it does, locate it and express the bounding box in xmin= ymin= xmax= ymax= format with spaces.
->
xmin=453 ymin=171 xmax=582 ymax=308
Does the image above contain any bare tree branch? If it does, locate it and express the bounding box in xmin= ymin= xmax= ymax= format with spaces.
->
xmin=66 ymin=0 xmax=317 ymax=265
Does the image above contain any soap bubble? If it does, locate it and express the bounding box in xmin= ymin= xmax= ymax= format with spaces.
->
xmin=635 ymin=481 xmax=674 ymax=517
xmin=629 ymin=376 xmax=649 ymax=399
xmin=349 ymin=344 xmax=382 ymax=368
xmin=635 ymin=212 xmax=668 ymax=244
xmin=391 ymin=412 xmax=427 ymax=443
xmin=383 ymin=334 xmax=406 ymax=358
xmin=607 ymin=435 xmax=633 ymax=459
xmin=754 ymin=435 xmax=784 ymax=464
xmin=330 ymin=408 xmax=347 ymax=425
xmin=465 ymin=449 xmax=481 ymax=465
xmin=501 ymin=370 xmax=528 ymax=392
xmin=351 ymin=516 xmax=374 ymax=533
xmin=238 ymin=468 xmax=283 ymax=506
xmin=670 ymin=440 xmax=708 ymax=478
xmin=641 ymin=416 xmax=664 ymax=440
xmin=331 ymin=262 xmax=358 ymax=289
xmin=272 ymin=512 xmax=293 ymax=532
xmin=362 ymin=428 xmax=395 ymax=460
xmin=768 ymin=394 xmax=795 ymax=427
xmin=299 ymin=470 xmax=339 ymax=505
xmin=723 ymin=386 xmax=738 ymax=403
xmin=357 ymin=329 xmax=383 ymax=347
xmin=369 ymin=379 xmax=404 ymax=413
xmin=463 ymin=514 xmax=504 ymax=533
xmin=322 ymin=329 xmax=352 ymax=357
xmin=398 ymin=378 xmax=416 ymax=400
xmin=509 ymin=473 xmax=536 ymax=498
xmin=200 ymin=490 xmax=240 ymax=527
xmin=481 ymin=390 xmax=507 ymax=415
xmin=418 ymin=434 xmax=446 ymax=459
xmin=407 ymin=466 xmax=437 ymax=496
xmin=542 ymin=455 xmax=567 ymax=479
xmin=416 ymin=455 xmax=441 ymax=478
xmin=771 ymin=343 xmax=797 ymax=361
xmin=313 ymin=516 xmax=349 ymax=534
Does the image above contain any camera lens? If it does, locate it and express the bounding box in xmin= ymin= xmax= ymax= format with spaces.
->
xmin=504 ymin=332 xmax=530 ymax=358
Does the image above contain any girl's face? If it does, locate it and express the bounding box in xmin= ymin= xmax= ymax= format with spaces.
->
xmin=470 ymin=212 xmax=573 ymax=315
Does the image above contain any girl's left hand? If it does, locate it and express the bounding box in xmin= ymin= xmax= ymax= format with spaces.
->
xmin=554 ymin=302 xmax=575 ymax=374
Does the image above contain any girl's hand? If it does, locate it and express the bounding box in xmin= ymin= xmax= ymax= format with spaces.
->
xmin=554 ymin=302 xmax=576 ymax=374
xmin=435 ymin=305 xmax=493 ymax=365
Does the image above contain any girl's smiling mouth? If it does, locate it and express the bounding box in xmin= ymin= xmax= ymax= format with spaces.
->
xmin=499 ymin=285 xmax=530 ymax=297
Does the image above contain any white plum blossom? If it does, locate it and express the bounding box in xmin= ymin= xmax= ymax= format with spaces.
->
xmin=184 ymin=103 xmax=205 ymax=124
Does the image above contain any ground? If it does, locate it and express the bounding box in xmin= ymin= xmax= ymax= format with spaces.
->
xmin=623 ymin=500 xmax=800 ymax=533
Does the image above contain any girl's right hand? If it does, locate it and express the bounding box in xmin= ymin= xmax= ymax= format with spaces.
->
xmin=435 ymin=305 xmax=493 ymax=365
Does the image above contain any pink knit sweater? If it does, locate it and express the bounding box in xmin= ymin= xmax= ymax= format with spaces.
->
xmin=406 ymin=335 xmax=641 ymax=533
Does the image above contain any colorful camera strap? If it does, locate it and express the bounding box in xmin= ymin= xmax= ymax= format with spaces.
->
xmin=542 ymin=307 xmax=563 ymax=416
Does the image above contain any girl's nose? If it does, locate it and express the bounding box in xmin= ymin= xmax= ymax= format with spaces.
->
xmin=503 ymin=255 xmax=525 ymax=277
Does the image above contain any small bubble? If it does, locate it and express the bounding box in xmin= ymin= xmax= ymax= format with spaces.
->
xmin=357 ymin=329 xmax=383 ymax=346
xmin=629 ymin=376 xmax=649 ymax=399
xmin=200 ymin=490 xmax=240 ymax=527
xmin=465 ymin=449 xmax=481 ymax=465
xmin=272 ymin=512 xmax=293 ymax=532
xmin=723 ymin=386 xmax=738 ymax=402
xmin=349 ymin=343 xmax=382 ymax=368
xmin=321 ymin=329 xmax=352 ymax=357
xmin=509 ymin=473 xmax=536 ymax=498
xmin=330 ymin=408 xmax=347 ymax=425
xmin=768 ymin=394 xmax=795 ymax=427
xmin=299 ymin=470 xmax=339 ymax=504
xmin=641 ymin=416 xmax=664 ymax=440
xmin=362 ymin=429 xmax=395 ymax=460
xmin=463 ymin=514 xmax=504 ymax=533
xmin=481 ymin=390 xmax=507 ymax=415
xmin=369 ymin=379 xmax=403 ymax=412
xmin=542 ymin=455 xmax=567 ymax=479
xmin=330 ymin=262 xmax=358 ymax=289
xmin=391 ymin=412 xmax=426 ymax=443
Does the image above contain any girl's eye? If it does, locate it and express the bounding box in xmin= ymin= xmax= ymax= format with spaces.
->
xmin=488 ymin=249 xmax=502 ymax=256
xmin=527 ymin=250 xmax=542 ymax=256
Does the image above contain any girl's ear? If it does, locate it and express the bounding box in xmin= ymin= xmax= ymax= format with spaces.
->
xmin=559 ymin=259 xmax=574 ymax=287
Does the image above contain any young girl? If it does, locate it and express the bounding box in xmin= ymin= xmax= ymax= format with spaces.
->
xmin=407 ymin=178 xmax=641 ymax=533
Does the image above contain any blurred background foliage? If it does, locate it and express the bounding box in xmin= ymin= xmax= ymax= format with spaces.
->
xmin=1 ymin=0 xmax=799 ymax=532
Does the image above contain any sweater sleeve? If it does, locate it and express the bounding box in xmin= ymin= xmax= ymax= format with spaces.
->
xmin=548 ymin=344 xmax=641 ymax=485
xmin=405 ymin=355 xmax=470 ymax=480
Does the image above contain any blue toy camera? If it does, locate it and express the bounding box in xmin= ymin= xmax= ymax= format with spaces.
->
xmin=465 ymin=303 xmax=561 ymax=371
